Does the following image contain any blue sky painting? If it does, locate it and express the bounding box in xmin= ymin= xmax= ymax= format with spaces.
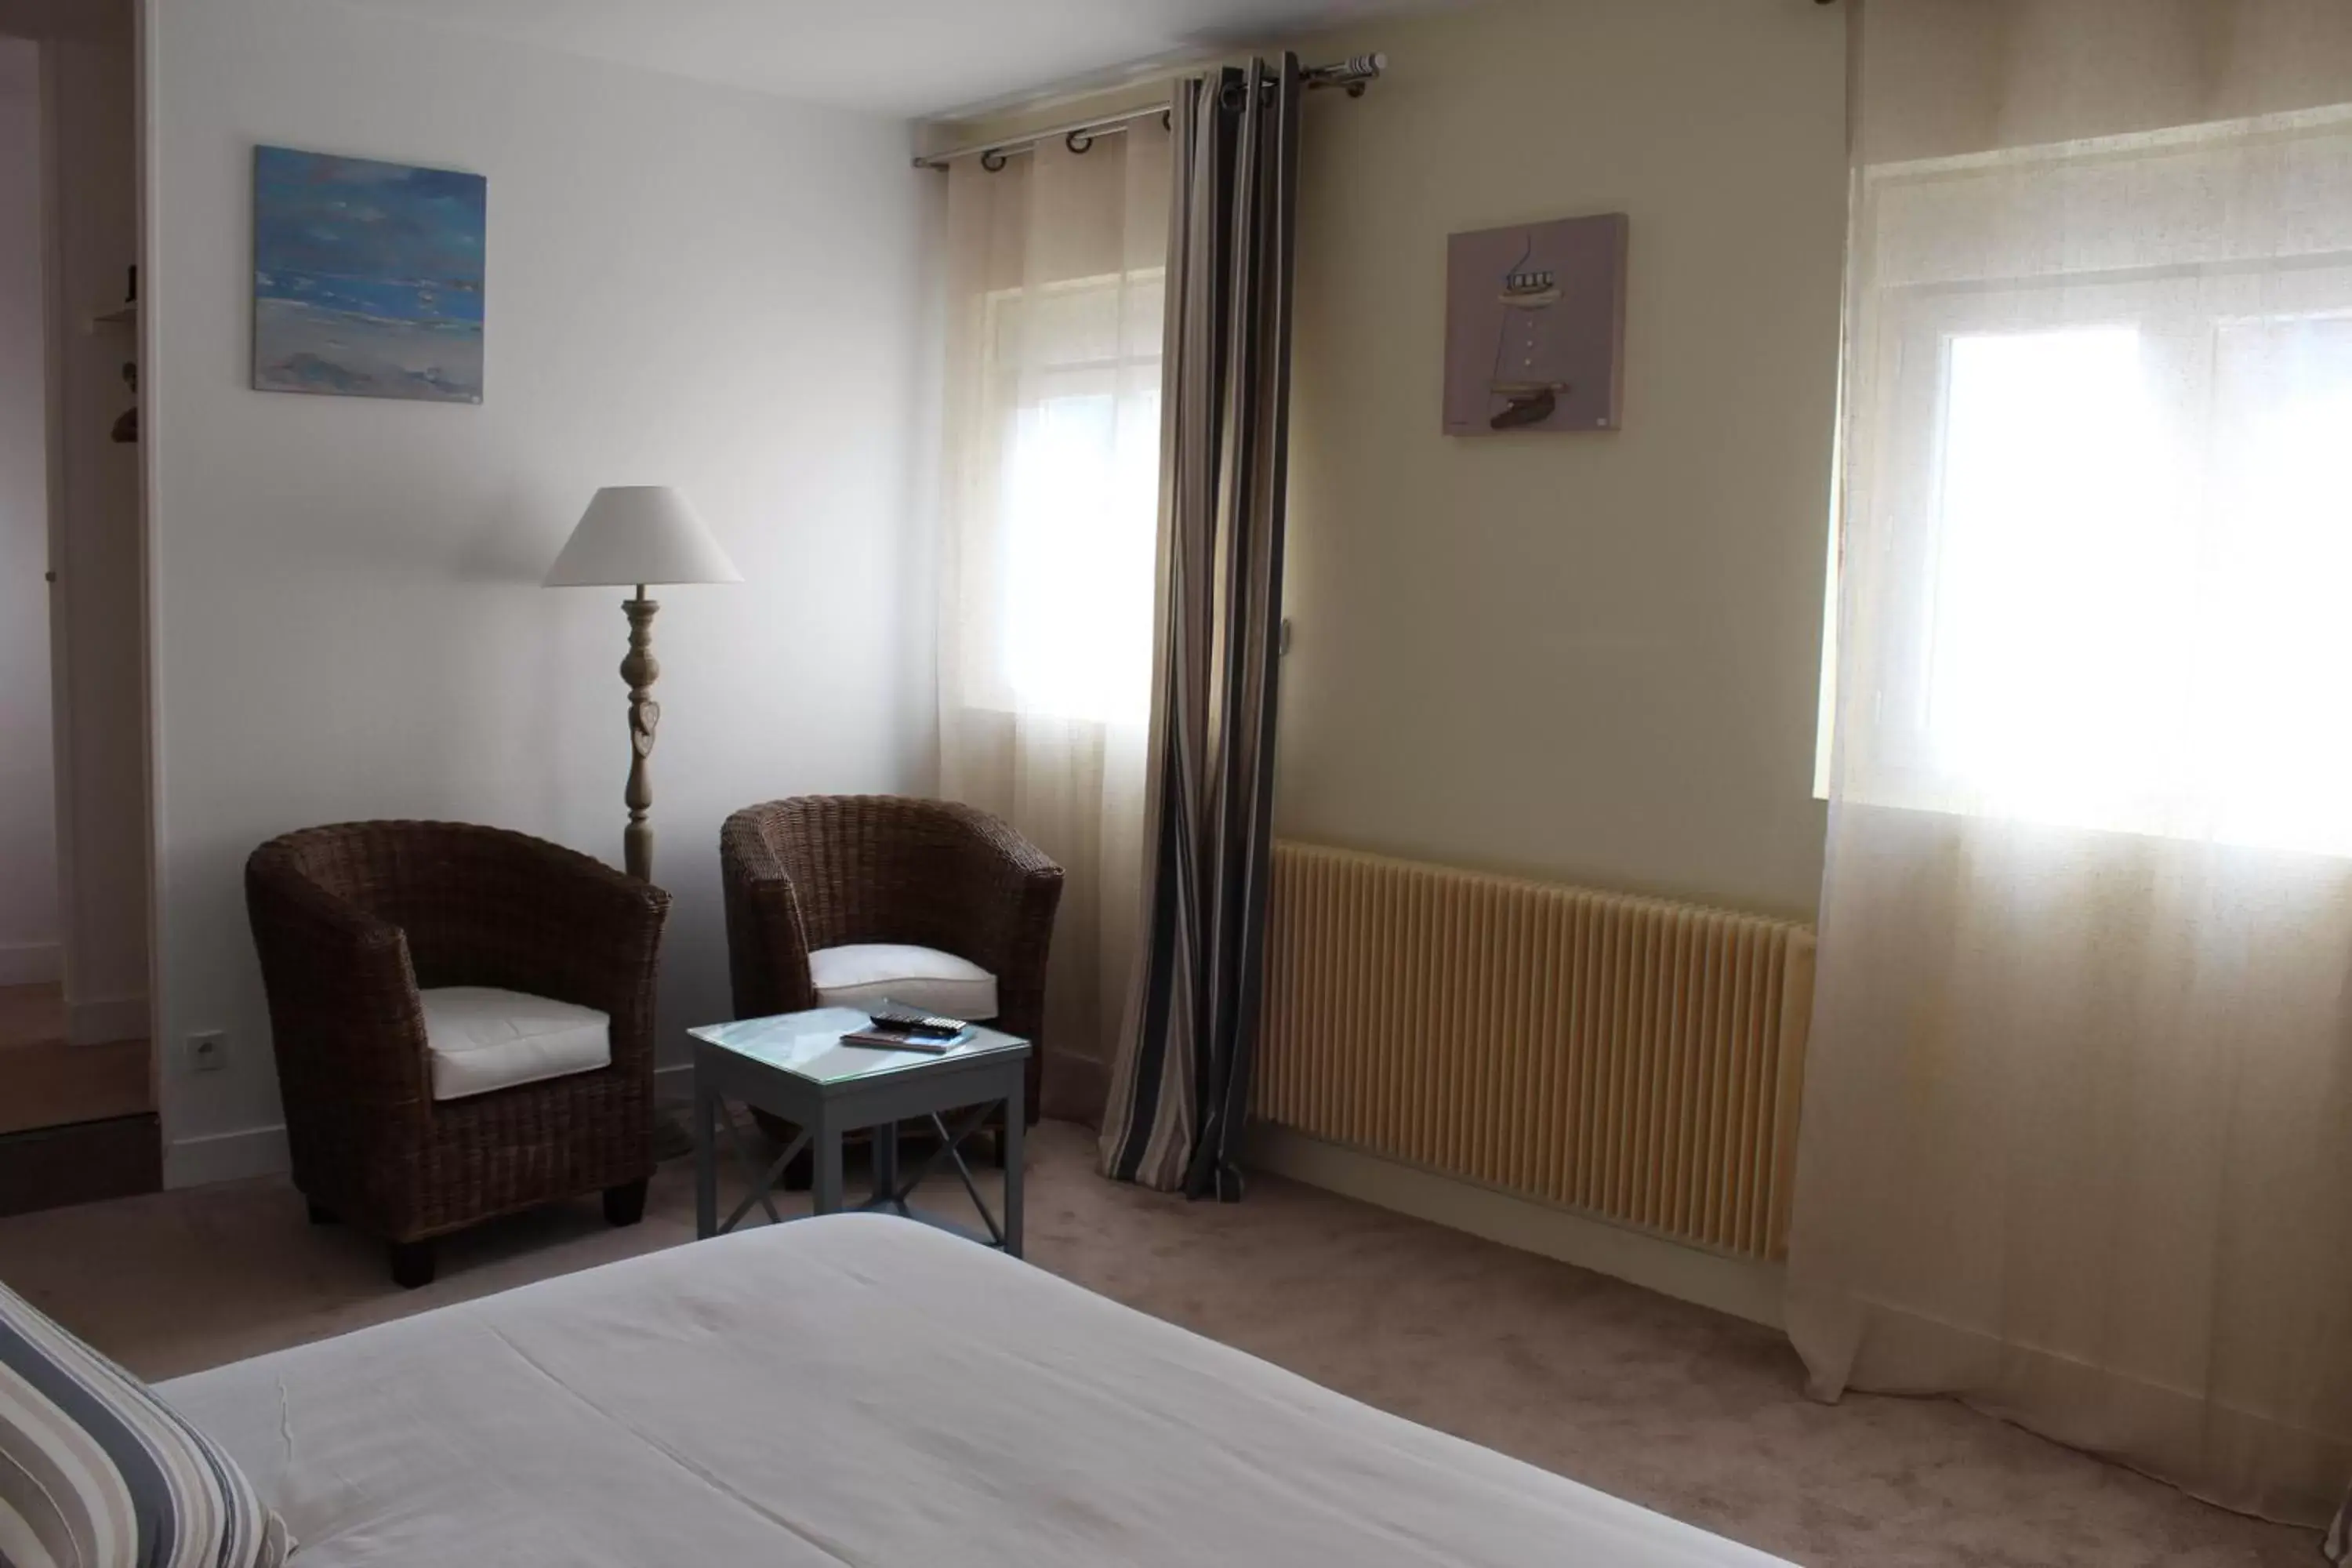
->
xmin=252 ymin=146 xmax=485 ymax=403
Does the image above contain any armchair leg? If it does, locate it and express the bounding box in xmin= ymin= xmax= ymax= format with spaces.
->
xmin=388 ymin=1240 xmax=436 ymax=1290
xmin=603 ymin=1178 xmax=649 ymax=1227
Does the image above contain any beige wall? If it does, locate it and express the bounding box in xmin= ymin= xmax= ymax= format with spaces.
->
xmin=932 ymin=0 xmax=1848 ymax=919
xmin=1276 ymin=0 xmax=1844 ymax=920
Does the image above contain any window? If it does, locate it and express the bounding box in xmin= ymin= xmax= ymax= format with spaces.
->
xmin=1824 ymin=111 xmax=2352 ymax=855
xmin=977 ymin=270 xmax=1163 ymax=728
xmin=1919 ymin=325 xmax=2170 ymax=817
xmin=1842 ymin=294 xmax=2352 ymax=851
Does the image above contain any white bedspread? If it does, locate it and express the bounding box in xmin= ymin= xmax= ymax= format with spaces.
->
xmin=161 ymin=1215 xmax=1788 ymax=1566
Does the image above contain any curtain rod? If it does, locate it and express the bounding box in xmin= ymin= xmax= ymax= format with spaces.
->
xmin=911 ymin=53 xmax=1385 ymax=170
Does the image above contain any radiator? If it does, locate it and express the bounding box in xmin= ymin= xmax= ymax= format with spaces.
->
xmin=1256 ymin=842 xmax=1816 ymax=1262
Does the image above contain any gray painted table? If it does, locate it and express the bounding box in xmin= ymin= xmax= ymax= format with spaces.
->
xmin=688 ymin=1006 xmax=1029 ymax=1256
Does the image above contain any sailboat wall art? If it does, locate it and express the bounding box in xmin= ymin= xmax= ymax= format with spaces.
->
xmin=1442 ymin=212 xmax=1627 ymax=436
xmin=252 ymin=145 xmax=486 ymax=404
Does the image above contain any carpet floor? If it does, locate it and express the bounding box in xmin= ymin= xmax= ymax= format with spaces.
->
xmin=0 ymin=1120 xmax=2315 ymax=1566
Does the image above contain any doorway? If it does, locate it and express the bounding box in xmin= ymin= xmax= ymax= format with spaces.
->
xmin=0 ymin=5 xmax=156 ymax=1214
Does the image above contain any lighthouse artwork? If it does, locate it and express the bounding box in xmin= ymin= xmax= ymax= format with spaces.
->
xmin=1442 ymin=212 xmax=1628 ymax=436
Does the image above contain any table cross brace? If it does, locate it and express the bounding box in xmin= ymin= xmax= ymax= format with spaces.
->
xmin=719 ymin=1106 xmax=808 ymax=1234
xmin=878 ymin=1103 xmax=1006 ymax=1247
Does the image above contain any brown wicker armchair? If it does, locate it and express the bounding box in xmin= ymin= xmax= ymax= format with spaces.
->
xmin=245 ymin=822 xmax=670 ymax=1288
xmin=720 ymin=797 xmax=1063 ymax=1129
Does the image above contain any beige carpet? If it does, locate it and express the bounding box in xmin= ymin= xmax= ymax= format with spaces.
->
xmin=0 ymin=1120 xmax=2315 ymax=1566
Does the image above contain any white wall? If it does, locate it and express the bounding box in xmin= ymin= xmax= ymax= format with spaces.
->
xmin=146 ymin=0 xmax=938 ymax=1180
xmin=0 ymin=37 xmax=59 ymax=986
xmin=1274 ymin=0 xmax=1846 ymax=920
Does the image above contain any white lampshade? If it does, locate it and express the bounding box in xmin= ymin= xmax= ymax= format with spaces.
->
xmin=543 ymin=485 xmax=744 ymax=588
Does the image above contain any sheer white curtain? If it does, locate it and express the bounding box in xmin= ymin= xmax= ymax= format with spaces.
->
xmin=1791 ymin=0 xmax=2352 ymax=1528
xmin=937 ymin=121 xmax=1171 ymax=1122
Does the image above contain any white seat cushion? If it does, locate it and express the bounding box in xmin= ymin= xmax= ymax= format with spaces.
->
xmin=419 ymin=986 xmax=612 ymax=1102
xmin=808 ymin=944 xmax=998 ymax=1021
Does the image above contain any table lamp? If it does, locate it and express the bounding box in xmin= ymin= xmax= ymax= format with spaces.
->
xmin=543 ymin=485 xmax=742 ymax=883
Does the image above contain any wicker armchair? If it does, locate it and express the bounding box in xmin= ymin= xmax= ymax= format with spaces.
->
xmin=721 ymin=797 xmax=1063 ymax=1127
xmin=245 ymin=822 xmax=670 ymax=1287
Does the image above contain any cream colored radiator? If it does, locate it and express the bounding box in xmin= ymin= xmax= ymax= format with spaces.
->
xmin=1257 ymin=842 xmax=1816 ymax=1262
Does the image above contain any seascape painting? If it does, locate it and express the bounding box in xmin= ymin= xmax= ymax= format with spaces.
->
xmin=252 ymin=146 xmax=485 ymax=403
xmin=1442 ymin=212 xmax=1627 ymax=436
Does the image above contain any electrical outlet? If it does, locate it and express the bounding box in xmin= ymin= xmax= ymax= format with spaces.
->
xmin=187 ymin=1031 xmax=227 ymax=1073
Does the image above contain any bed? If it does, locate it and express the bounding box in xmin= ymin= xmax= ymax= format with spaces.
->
xmin=162 ymin=1215 xmax=1790 ymax=1566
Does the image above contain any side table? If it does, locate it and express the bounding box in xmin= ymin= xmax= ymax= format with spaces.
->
xmin=688 ymin=1006 xmax=1029 ymax=1256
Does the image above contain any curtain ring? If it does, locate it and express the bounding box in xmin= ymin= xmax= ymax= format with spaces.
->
xmin=979 ymin=147 xmax=1008 ymax=172
xmin=1065 ymin=129 xmax=1094 ymax=155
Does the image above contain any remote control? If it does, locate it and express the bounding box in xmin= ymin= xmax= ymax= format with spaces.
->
xmin=866 ymin=1005 xmax=966 ymax=1039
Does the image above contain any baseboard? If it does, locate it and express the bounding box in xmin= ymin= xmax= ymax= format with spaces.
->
xmin=68 ymin=993 xmax=147 ymax=1047
xmin=164 ymin=1123 xmax=289 ymax=1189
xmin=1245 ymin=1123 xmax=1787 ymax=1330
xmin=0 ymin=942 xmax=61 ymax=986
xmin=165 ymin=1075 xmax=699 ymax=1190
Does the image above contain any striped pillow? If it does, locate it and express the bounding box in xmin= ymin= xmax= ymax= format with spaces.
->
xmin=0 ymin=1279 xmax=290 ymax=1567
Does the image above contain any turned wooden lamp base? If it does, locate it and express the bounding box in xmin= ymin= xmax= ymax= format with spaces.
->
xmin=621 ymin=588 xmax=661 ymax=884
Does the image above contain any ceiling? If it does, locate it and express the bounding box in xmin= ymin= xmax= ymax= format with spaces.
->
xmin=330 ymin=0 xmax=1449 ymax=119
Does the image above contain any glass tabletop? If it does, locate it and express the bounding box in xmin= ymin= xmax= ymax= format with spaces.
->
xmin=688 ymin=1005 xmax=1029 ymax=1086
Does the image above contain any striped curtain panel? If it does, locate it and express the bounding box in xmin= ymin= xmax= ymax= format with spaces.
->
xmin=1098 ymin=54 xmax=1302 ymax=1199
